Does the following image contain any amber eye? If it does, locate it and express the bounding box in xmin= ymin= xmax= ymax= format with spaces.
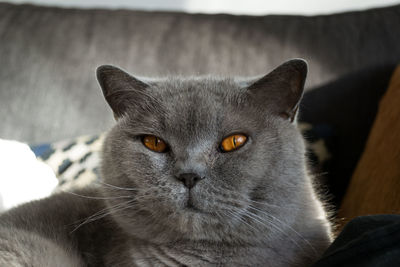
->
xmin=142 ymin=135 xmax=168 ymax=153
xmin=220 ymin=134 xmax=247 ymax=152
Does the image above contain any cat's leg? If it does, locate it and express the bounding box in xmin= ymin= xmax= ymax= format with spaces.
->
xmin=0 ymin=227 xmax=85 ymax=267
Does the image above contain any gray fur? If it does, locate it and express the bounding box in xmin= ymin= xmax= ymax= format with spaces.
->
xmin=0 ymin=59 xmax=332 ymax=266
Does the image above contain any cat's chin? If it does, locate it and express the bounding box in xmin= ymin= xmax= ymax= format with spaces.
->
xmin=181 ymin=205 xmax=213 ymax=218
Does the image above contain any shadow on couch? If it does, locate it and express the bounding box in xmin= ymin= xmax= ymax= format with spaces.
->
xmin=300 ymin=64 xmax=396 ymax=208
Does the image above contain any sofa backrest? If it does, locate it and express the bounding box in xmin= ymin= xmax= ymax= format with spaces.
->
xmin=1 ymin=3 xmax=399 ymax=143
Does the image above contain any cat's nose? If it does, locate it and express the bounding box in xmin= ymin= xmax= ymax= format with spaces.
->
xmin=176 ymin=173 xmax=203 ymax=189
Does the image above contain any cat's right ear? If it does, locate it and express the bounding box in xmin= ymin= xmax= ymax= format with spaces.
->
xmin=96 ymin=65 xmax=149 ymax=119
xmin=247 ymin=59 xmax=307 ymax=123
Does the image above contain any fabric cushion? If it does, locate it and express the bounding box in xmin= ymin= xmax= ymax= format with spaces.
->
xmin=31 ymin=134 xmax=104 ymax=190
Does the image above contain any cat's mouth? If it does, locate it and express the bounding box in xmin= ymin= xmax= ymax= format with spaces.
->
xmin=183 ymin=192 xmax=204 ymax=213
xmin=185 ymin=204 xmax=201 ymax=212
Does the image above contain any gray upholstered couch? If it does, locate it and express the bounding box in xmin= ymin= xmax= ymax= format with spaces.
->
xmin=1 ymin=2 xmax=400 ymax=206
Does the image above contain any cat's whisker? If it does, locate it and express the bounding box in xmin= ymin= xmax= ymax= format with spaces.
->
xmin=204 ymin=180 xmax=306 ymax=216
xmin=70 ymin=200 xmax=132 ymax=233
xmin=246 ymin=199 xmax=291 ymax=209
xmin=71 ymin=199 xmax=148 ymax=233
xmin=200 ymin=179 xmax=286 ymax=209
xmin=62 ymin=190 xmax=133 ymax=200
xmin=95 ymin=180 xmax=139 ymax=191
xmin=219 ymin=203 xmax=307 ymax=255
xmin=240 ymin=208 xmax=305 ymax=253
xmin=224 ymin=209 xmax=260 ymax=234
xmin=246 ymin=206 xmax=317 ymax=256
xmin=248 ymin=205 xmax=318 ymax=256
xmin=200 ymin=179 xmax=315 ymax=253
xmin=80 ymin=202 xmax=138 ymax=226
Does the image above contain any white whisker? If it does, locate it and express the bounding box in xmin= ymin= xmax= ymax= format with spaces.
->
xmin=62 ymin=190 xmax=133 ymax=200
xmin=248 ymin=205 xmax=318 ymax=256
xmin=70 ymin=199 xmax=137 ymax=234
xmin=95 ymin=180 xmax=138 ymax=191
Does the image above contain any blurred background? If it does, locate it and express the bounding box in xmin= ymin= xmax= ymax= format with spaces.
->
xmin=1 ymin=0 xmax=400 ymax=15
xmin=1 ymin=0 xmax=400 ymax=223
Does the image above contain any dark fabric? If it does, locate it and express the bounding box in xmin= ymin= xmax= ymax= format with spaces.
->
xmin=313 ymin=215 xmax=400 ymax=267
xmin=1 ymin=3 xmax=400 ymax=143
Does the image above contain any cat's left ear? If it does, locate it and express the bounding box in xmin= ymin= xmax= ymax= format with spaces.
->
xmin=247 ymin=59 xmax=307 ymax=122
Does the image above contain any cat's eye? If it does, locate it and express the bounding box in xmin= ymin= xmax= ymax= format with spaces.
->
xmin=220 ymin=134 xmax=247 ymax=152
xmin=142 ymin=135 xmax=168 ymax=153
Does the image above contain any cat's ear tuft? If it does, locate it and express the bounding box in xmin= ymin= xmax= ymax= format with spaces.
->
xmin=96 ymin=65 xmax=149 ymax=119
xmin=247 ymin=59 xmax=307 ymax=122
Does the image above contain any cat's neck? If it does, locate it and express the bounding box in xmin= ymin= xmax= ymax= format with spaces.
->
xmin=123 ymin=238 xmax=314 ymax=266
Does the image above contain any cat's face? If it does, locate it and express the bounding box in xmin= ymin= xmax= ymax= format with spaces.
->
xmin=99 ymin=60 xmax=311 ymax=244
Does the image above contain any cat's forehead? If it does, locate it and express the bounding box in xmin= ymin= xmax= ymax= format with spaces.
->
xmin=150 ymin=77 xmax=245 ymax=102
xmin=146 ymin=78 xmax=236 ymax=115
xmin=143 ymin=77 xmax=251 ymax=138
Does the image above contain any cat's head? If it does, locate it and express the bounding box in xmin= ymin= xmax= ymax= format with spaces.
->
xmin=98 ymin=60 xmax=312 ymax=244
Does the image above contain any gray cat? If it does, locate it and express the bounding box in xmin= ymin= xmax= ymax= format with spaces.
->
xmin=0 ymin=59 xmax=332 ymax=266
